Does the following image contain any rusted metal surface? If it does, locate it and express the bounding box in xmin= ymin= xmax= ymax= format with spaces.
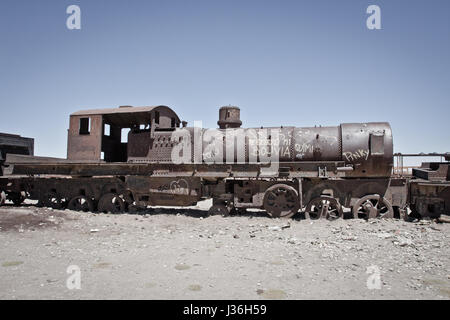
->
xmin=340 ymin=123 xmax=393 ymax=178
xmin=304 ymin=196 xmax=343 ymax=220
xmin=125 ymin=176 xmax=202 ymax=207
xmin=1 ymin=104 xmax=448 ymax=219
xmin=352 ymin=194 xmax=394 ymax=219
xmin=393 ymin=152 xmax=450 ymax=177
xmin=67 ymin=105 xmax=181 ymax=161
xmin=408 ymin=162 xmax=450 ymax=217
xmin=0 ymin=133 xmax=34 ymax=176
xmin=409 ymin=181 xmax=450 ymax=218
xmin=413 ymin=162 xmax=450 ymax=181
xmin=384 ymin=178 xmax=408 ymax=209
xmin=8 ymin=161 xmax=350 ymax=178
xmin=97 ymin=193 xmax=126 ymax=213
xmin=390 ymin=153 xmax=450 ymax=217
xmin=0 ymin=133 xmax=34 ymax=159
xmin=262 ymin=184 xmax=300 ymax=218
xmin=218 ymin=106 xmax=242 ymax=129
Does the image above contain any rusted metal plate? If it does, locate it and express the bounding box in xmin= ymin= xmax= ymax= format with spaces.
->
xmin=413 ymin=163 xmax=449 ymax=181
xmin=126 ymin=176 xmax=202 ymax=206
xmin=341 ymin=123 xmax=393 ymax=177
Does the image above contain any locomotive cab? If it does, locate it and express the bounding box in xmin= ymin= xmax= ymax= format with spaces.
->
xmin=67 ymin=105 xmax=181 ymax=162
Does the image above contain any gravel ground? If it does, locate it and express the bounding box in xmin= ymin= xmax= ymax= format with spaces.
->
xmin=0 ymin=199 xmax=449 ymax=300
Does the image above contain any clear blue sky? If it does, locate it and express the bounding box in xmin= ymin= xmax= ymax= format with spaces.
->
xmin=1 ymin=0 xmax=449 ymax=161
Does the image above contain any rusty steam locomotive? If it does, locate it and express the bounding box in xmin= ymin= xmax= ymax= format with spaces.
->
xmin=1 ymin=105 xmax=449 ymax=219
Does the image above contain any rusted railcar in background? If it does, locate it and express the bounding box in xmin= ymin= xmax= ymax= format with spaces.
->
xmin=0 ymin=105 xmax=448 ymax=219
xmin=0 ymin=132 xmax=34 ymax=170
xmin=0 ymin=132 xmax=34 ymax=204
xmin=409 ymin=160 xmax=450 ymax=218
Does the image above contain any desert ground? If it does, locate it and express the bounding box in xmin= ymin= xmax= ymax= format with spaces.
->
xmin=0 ymin=199 xmax=449 ymax=300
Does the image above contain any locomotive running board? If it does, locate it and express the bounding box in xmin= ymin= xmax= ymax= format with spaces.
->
xmin=6 ymin=159 xmax=348 ymax=179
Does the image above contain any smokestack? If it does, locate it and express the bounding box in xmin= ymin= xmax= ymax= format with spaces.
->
xmin=217 ymin=106 xmax=242 ymax=129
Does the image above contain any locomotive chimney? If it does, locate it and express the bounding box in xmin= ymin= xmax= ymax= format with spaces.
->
xmin=218 ymin=106 xmax=242 ymax=129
